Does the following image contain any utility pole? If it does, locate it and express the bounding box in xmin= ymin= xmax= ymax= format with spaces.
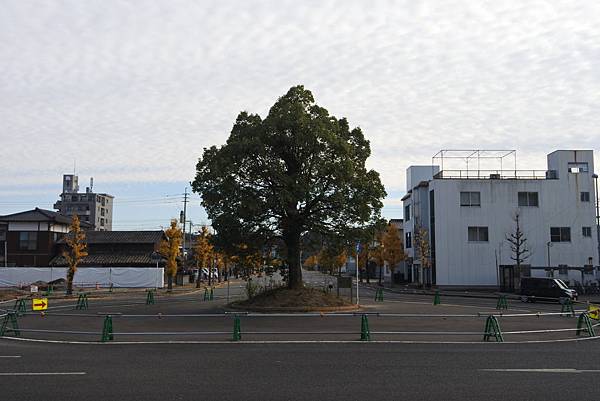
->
xmin=594 ymin=174 xmax=600 ymax=266
xmin=181 ymin=188 xmax=189 ymax=258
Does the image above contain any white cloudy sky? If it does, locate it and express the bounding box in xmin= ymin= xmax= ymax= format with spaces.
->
xmin=1 ymin=0 xmax=599 ymax=227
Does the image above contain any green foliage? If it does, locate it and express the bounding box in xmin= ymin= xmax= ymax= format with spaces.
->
xmin=192 ymin=86 xmax=386 ymax=288
xmin=245 ymin=279 xmax=260 ymax=299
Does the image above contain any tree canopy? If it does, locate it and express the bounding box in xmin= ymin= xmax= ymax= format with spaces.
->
xmin=192 ymin=85 xmax=386 ymax=288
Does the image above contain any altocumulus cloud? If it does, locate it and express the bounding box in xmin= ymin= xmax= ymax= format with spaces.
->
xmin=1 ymin=0 xmax=599 ymax=201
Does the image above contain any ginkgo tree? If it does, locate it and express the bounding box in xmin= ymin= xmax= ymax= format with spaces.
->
xmin=303 ymin=254 xmax=319 ymax=270
xmin=382 ymin=223 xmax=405 ymax=286
xmin=193 ymin=226 xmax=214 ymax=287
xmin=63 ymin=214 xmax=88 ymax=295
xmin=159 ymin=220 xmax=183 ymax=291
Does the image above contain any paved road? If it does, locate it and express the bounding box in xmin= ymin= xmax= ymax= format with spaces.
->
xmin=1 ymin=340 xmax=600 ymax=401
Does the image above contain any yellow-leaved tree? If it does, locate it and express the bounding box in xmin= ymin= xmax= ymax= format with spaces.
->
xmin=303 ymin=254 xmax=319 ymax=271
xmin=160 ymin=220 xmax=183 ymax=291
xmin=415 ymin=226 xmax=431 ymax=287
xmin=318 ymin=247 xmax=347 ymax=276
xmin=63 ymin=214 xmax=88 ymax=295
xmin=382 ymin=223 xmax=405 ymax=287
xmin=371 ymin=234 xmax=386 ymax=286
xmin=193 ymin=226 xmax=213 ymax=288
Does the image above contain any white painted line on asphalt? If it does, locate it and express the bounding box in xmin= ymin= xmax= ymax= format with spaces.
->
xmin=480 ymin=369 xmax=600 ymax=373
xmin=0 ymin=372 xmax=86 ymax=376
xmin=0 ymin=356 xmax=21 ymax=358
xmin=3 ymin=335 xmax=600 ymax=345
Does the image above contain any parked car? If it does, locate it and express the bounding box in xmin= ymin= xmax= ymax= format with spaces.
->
xmin=520 ymin=277 xmax=578 ymax=302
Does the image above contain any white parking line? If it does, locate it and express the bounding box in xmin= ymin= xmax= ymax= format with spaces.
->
xmin=0 ymin=372 xmax=86 ymax=376
xmin=0 ymin=356 xmax=21 ymax=358
xmin=480 ymin=369 xmax=600 ymax=373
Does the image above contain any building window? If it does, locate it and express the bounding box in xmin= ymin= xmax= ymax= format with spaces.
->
xmin=19 ymin=232 xmax=37 ymax=250
xmin=405 ymin=232 xmax=412 ymax=248
xmin=101 ymin=208 xmax=105 ymax=216
xmin=583 ymin=227 xmax=592 ymax=238
xmin=468 ymin=226 xmax=488 ymax=242
xmin=550 ymin=227 xmax=571 ymax=242
xmin=460 ymin=192 xmax=481 ymax=207
xmin=581 ymin=192 xmax=590 ymax=202
xmin=568 ymin=162 xmax=589 ymax=173
xmin=100 ymin=218 xmax=105 ymax=226
xmin=518 ymin=192 xmax=539 ymax=207
xmin=404 ymin=205 xmax=410 ymax=221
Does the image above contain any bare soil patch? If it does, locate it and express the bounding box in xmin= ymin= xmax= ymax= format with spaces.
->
xmin=231 ymin=286 xmax=356 ymax=311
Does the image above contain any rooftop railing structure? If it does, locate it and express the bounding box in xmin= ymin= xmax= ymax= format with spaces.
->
xmin=433 ymin=169 xmax=553 ymax=180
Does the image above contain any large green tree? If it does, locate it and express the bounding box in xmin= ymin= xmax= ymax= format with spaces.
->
xmin=192 ymin=86 xmax=386 ymax=289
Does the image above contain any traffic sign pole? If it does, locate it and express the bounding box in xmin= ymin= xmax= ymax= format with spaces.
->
xmin=355 ymin=242 xmax=360 ymax=305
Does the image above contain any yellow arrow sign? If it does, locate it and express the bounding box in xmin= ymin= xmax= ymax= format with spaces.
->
xmin=32 ymin=298 xmax=48 ymax=311
xmin=588 ymin=305 xmax=600 ymax=320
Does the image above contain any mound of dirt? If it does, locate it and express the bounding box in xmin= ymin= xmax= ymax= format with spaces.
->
xmin=232 ymin=286 xmax=354 ymax=310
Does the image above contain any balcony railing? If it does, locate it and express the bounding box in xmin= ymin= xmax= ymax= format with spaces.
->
xmin=434 ymin=170 xmax=553 ymax=180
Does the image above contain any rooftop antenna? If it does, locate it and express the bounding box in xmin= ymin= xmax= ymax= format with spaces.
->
xmin=90 ymin=177 xmax=94 ymax=192
xmin=73 ymin=159 xmax=76 ymax=175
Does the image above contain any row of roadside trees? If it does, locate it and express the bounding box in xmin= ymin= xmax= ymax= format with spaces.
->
xmin=304 ymin=222 xmax=407 ymax=286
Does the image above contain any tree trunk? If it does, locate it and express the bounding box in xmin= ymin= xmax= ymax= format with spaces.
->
xmin=66 ymin=267 xmax=75 ymax=295
xmin=167 ymin=275 xmax=173 ymax=291
xmin=284 ymin=230 xmax=303 ymax=289
xmin=378 ymin=265 xmax=383 ymax=286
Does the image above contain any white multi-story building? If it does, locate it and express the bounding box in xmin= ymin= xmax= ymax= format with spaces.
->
xmin=402 ymin=150 xmax=599 ymax=289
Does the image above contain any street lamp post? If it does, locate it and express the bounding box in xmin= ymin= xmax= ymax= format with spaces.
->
xmin=546 ymin=241 xmax=553 ymax=278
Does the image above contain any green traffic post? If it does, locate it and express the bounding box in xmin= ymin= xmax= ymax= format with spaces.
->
xmin=374 ymin=288 xmax=384 ymax=302
xmin=483 ymin=315 xmax=504 ymax=342
xmin=433 ymin=290 xmax=441 ymax=305
xmin=46 ymin=285 xmax=53 ymax=296
xmin=360 ymin=314 xmax=371 ymax=341
xmin=232 ymin=315 xmax=241 ymax=341
xmin=203 ymin=288 xmax=209 ymax=301
xmin=101 ymin=315 xmax=114 ymax=342
xmin=0 ymin=312 xmax=21 ymax=337
xmin=14 ymin=298 xmax=27 ymax=316
xmin=76 ymin=293 xmax=89 ymax=310
xmin=561 ymin=298 xmax=575 ymax=317
xmin=146 ymin=289 xmax=155 ymax=305
xmin=576 ymin=313 xmax=596 ymax=337
xmin=210 ymin=287 xmax=214 ymax=301
xmin=496 ymin=295 xmax=508 ymax=310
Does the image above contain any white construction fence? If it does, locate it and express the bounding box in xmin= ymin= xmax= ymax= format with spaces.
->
xmin=0 ymin=267 xmax=165 ymax=288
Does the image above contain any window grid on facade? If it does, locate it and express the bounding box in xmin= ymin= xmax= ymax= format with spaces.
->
xmin=582 ymin=227 xmax=592 ymax=237
xmin=405 ymin=232 xmax=412 ymax=248
xmin=460 ymin=191 xmax=481 ymax=207
xmin=550 ymin=227 xmax=571 ymax=242
xmin=468 ymin=226 xmax=489 ymax=242
xmin=404 ymin=204 xmax=410 ymax=221
xmin=581 ymin=192 xmax=590 ymax=202
xmin=19 ymin=232 xmax=37 ymax=250
xmin=518 ymin=192 xmax=539 ymax=207
xmin=568 ymin=162 xmax=589 ymax=173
